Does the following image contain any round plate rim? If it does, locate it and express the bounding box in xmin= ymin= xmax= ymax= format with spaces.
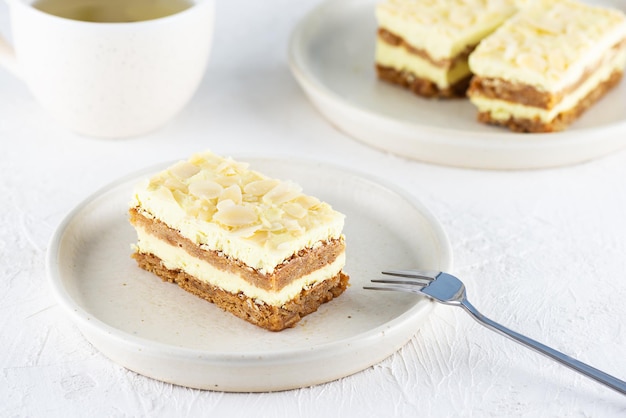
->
xmin=45 ymin=156 xmax=452 ymax=386
xmin=287 ymin=0 xmax=626 ymax=169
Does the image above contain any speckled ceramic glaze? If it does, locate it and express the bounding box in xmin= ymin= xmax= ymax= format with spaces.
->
xmin=0 ymin=0 xmax=214 ymax=138
xmin=46 ymin=157 xmax=452 ymax=391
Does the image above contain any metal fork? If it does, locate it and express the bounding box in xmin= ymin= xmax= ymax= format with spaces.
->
xmin=365 ymin=270 xmax=626 ymax=396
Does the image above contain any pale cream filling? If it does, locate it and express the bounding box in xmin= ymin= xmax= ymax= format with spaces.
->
xmin=130 ymin=151 xmax=345 ymax=276
xmin=376 ymin=4 xmax=516 ymax=60
xmin=133 ymin=205 xmax=343 ymax=275
xmin=469 ymin=49 xmax=626 ymax=122
xmin=468 ymin=9 xmax=626 ymax=91
xmin=375 ymin=38 xmax=470 ymax=88
xmin=133 ymin=226 xmax=346 ymax=307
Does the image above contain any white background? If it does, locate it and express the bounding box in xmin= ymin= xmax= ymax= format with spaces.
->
xmin=1 ymin=0 xmax=625 ymax=416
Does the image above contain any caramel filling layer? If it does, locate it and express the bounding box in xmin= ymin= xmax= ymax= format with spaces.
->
xmin=475 ymin=69 xmax=623 ymax=133
xmin=378 ymin=28 xmax=476 ymax=70
xmin=468 ymin=38 xmax=626 ymax=109
xmin=129 ymin=208 xmax=345 ymax=292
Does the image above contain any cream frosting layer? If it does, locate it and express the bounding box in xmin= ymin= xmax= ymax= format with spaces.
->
xmin=133 ymin=226 xmax=346 ymax=306
xmin=375 ymin=37 xmax=470 ymax=88
xmin=469 ymin=0 xmax=626 ymax=91
xmin=131 ymin=151 xmax=345 ymax=274
xmin=376 ymin=0 xmax=517 ymax=60
xmin=470 ymin=44 xmax=626 ymax=122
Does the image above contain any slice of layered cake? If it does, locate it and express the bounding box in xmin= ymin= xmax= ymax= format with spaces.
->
xmin=129 ymin=151 xmax=349 ymax=331
xmin=375 ymin=0 xmax=518 ymax=98
xmin=468 ymin=0 xmax=626 ymax=132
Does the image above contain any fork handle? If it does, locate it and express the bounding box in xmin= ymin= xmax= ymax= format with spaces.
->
xmin=460 ymin=299 xmax=626 ymax=396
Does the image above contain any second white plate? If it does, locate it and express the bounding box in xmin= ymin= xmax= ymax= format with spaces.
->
xmin=288 ymin=0 xmax=626 ymax=169
xmin=46 ymin=157 xmax=452 ymax=392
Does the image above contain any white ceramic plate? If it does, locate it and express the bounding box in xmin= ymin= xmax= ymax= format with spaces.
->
xmin=46 ymin=157 xmax=452 ymax=392
xmin=288 ymin=0 xmax=626 ymax=169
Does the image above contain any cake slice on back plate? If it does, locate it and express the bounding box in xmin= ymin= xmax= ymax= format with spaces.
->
xmin=467 ymin=0 xmax=626 ymax=132
xmin=129 ymin=151 xmax=349 ymax=331
xmin=375 ymin=0 xmax=518 ymax=98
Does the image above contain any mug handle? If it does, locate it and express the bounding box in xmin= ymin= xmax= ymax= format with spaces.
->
xmin=0 ymin=32 xmax=20 ymax=78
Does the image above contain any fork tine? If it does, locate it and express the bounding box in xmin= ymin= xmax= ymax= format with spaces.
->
xmin=381 ymin=269 xmax=440 ymax=281
xmin=371 ymin=278 xmax=431 ymax=286
xmin=363 ymin=284 xmax=425 ymax=295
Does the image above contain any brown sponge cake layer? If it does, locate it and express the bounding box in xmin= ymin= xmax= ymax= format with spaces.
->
xmin=378 ymin=28 xmax=475 ymax=69
xmin=133 ymin=251 xmax=349 ymax=332
xmin=376 ymin=64 xmax=472 ymax=98
xmin=468 ymin=39 xmax=626 ymax=110
xmin=130 ymin=208 xmax=345 ymax=292
xmin=476 ymin=69 xmax=623 ymax=133
xmin=469 ymin=76 xmax=559 ymax=109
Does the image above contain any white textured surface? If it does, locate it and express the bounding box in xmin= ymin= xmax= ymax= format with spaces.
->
xmin=1 ymin=0 xmax=625 ymax=416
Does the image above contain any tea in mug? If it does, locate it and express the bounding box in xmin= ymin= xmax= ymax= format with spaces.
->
xmin=32 ymin=0 xmax=194 ymax=23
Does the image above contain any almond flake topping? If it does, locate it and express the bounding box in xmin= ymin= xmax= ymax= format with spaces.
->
xmin=133 ymin=151 xmax=345 ymax=250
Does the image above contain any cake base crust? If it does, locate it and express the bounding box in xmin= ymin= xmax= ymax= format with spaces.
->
xmin=475 ymin=69 xmax=623 ymax=133
xmin=133 ymin=251 xmax=349 ymax=332
xmin=376 ymin=64 xmax=471 ymax=98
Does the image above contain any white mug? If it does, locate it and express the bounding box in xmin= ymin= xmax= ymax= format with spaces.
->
xmin=0 ymin=0 xmax=215 ymax=138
